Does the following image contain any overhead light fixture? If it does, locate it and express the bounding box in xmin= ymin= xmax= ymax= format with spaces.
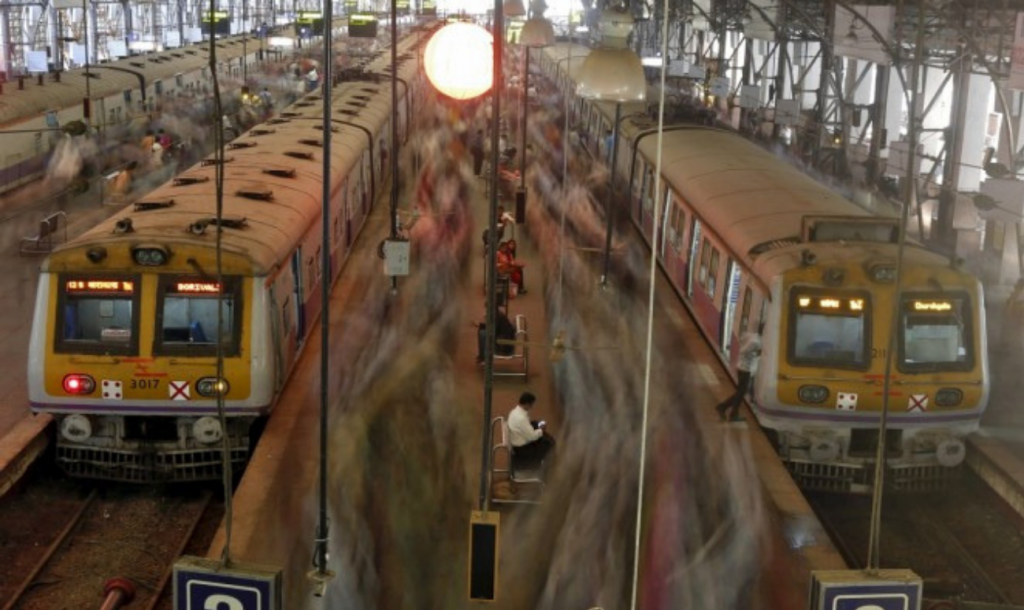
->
xmin=520 ymin=0 xmax=555 ymax=47
xmin=503 ymin=0 xmax=526 ymax=18
xmin=577 ymin=9 xmax=647 ymax=103
xmin=844 ymin=22 xmax=858 ymax=43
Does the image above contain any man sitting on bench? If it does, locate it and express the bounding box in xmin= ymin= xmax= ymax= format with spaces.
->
xmin=476 ymin=306 xmax=517 ymax=365
xmin=508 ymin=391 xmax=555 ymax=469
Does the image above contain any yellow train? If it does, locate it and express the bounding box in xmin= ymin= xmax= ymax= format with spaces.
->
xmin=26 ymin=31 xmax=426 ymax=482
xmin=540 ymin=43 xmax=988 ymax=492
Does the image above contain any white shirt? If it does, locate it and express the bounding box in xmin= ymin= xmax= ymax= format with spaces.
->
xmin=508 ymin=405 xmax=541 ymax=447
xmin=738 ymin=332 xmax=762 ymax=372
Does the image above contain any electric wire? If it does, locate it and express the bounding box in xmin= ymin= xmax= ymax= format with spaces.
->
xmin=315 ymin=1 xmax=334 ymax=580
xmin=867 ymin=0 xmax=926 ymax=573
xmin=631 ymin=6 xmax=671 ymax=609
xmin=208 ymin=0 xmax=233 ymax=568
xmin=555 ymin=28 xmax=571 ymax=335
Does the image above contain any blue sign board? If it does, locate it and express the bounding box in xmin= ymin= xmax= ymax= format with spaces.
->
xmin=810 ymin=569 xmax=921 ymax=610
xmin=174 ymin=556 xmax=282 ymax=610
xmin=824 ymin=584 xmax=919 ymax=610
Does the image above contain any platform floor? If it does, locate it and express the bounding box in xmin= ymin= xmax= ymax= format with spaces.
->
xmin=206 ymin=105 xmax=847 ymax=608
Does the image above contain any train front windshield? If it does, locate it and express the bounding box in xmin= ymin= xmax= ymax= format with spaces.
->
xmin=899 ymin=295 xmax=973 ymax=372
xmin=58 ymin=277 xmax=138 ymax=354
xmin=789 ymin=291 xmax=869 ymax=369
xmin=156 ymin=276 xmax=240 ymax=356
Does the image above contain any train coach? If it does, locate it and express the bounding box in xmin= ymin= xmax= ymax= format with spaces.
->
xmin=0 ymin=23 xmax=321 ymax=195
xmin=25 ymin=29 xmax=426 ymax=482
xmin=541 ymin=42 xmax=988 ymax=493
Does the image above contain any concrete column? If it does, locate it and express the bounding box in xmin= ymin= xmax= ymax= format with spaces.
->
xmin=882 ymin=63 xmax=904 ymax=156
xmin=918 ymin=64 xmax=950 ymax=161
xmin=953 ymin=72 xmax=991 ymax=192
xmin=995 ymin=86 xmax=1023 ymax=171
xmin=48 ymin=3 xmax=58 ymax=69
xmin=867 ymin=64 xmax=890 ymax=183
xmin=1 ymin=9 xmax=12 ymax=77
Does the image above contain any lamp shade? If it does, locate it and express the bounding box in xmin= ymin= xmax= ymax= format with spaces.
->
xmin=424 ymin=23 xmax=493 ymax=100
xmin=520 ymin=16 xmax=555 ymax=47
xmin=503 ymin=0 xmax=526 ymax=17
xmin=576 ymin=48 xmax=647 ymax=102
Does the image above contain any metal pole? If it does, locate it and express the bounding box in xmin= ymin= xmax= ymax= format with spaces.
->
xmin=867 ymin=0 xmax=923 ymax=575
xmin=478 ymin=0 xmax=503 ymax=514
xmin=600 ymin=102 xmax=621 ymax=287
xmin=314 ymin=0 xmax=333 ymax=579
xmin=390 ymin=0 xmax=399 ymax=293
xmin=519 ymin=46 xmax=528 ymax=191
xmin=83 ymin=0 xmax=91 ymax=128
xmin=242 ymin=0 xmax=247 ymax=81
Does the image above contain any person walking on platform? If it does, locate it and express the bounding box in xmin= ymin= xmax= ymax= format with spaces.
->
xmin=715 ymin=325 xmax=763 ymax=422
xmin=476 ymin=306 xmax=517 ymax=364
xmin=508 ymin=392 xmax=554 ymax=467
xmin=471 ymin=129 xmax=485 ymax=176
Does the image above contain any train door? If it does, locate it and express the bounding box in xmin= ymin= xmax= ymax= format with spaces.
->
xmin=291 ymin=250 xmax=306 ymax=341
xmin=659 ymin=193 xmax=673 ymax=259
xmin=720 ymin=260 xmax=742 ymax=354
xmin=687 ymin=218 xmax=702 ymax=296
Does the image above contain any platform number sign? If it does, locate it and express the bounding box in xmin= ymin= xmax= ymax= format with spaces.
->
xmin=810 ymin=569 xmax=921 ymax=610
xmin=174 ymin=556 xmax=282 ymax=610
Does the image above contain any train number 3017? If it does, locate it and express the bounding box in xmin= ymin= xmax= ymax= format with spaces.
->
xmin=130 ymin=379 xmax=160 ymax=390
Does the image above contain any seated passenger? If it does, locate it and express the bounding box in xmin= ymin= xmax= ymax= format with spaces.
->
xmin=508 ymin=391 xmax=554 ymax=468
xmin=497 ymin=240 xmax=527 ymax=296
xmin=476 ymin=307 xmax=517 ymax=364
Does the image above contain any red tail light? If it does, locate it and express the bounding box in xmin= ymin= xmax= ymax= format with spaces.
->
xmin=63 ymin=374 xmax=96 ymax=395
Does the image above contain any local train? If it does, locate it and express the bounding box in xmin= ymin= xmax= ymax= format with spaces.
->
xmin=540 ymin=42 xmax=989 ymax=492
xmin=0 ymin=22 xmax=337 ymax=195
xmin=25 ymin=28 xmax=427 ymax=482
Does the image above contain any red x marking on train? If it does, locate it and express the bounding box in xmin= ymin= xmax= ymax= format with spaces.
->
xmin=169 ymin=381 xmax=190 ymax=400
xmin=908 ymin=394 xmax=928 ymax=412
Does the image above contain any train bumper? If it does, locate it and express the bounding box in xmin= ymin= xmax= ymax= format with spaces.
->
xmin=53 ymin=414 xmax=252 ymax=483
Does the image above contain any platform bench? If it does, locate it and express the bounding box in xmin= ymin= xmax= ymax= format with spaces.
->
xmin=493 ymin=314 xmax=528 ymax=379
xmin=19 ymin=211 xmax=67 ymax=256
xmin=490 ymin=416 xmax=544 ymax=503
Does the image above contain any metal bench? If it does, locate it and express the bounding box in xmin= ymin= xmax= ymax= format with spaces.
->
xmin=493 ymin=314 xmax=528 ymax=379
xmin=490 ymin=415 xmax=544 ymax=504
xmin=19 ymin=211 xmax=67 ymax=256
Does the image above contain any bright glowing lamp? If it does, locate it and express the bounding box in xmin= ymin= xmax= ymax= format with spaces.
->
xmin=424 ymin=22 xmax=493 ymax=100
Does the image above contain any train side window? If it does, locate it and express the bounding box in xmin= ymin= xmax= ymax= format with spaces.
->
xmin=631 ymin=158 xmax=644 ymax=198
xmin=740 ymin=286 xmax=753 ymax=332
xmin=673 ymin=201 xmax=686 ymax=250
xmin=698 ymin=239 xmax=711 ymax=288
xmin=707 ymin=247 xmax=720 ymax=299
xmin=154 ymin=276 xmax=241 ymax=357
xmin=56 ymin=276 xmax=140 ymax=356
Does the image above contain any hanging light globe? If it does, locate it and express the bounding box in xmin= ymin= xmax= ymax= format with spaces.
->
xmin=424 ymin=22 xmax=494 ymax=100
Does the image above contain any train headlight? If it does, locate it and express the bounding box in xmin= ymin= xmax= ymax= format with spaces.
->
xmin=192 ymin=416 xmax=223 ymax=444
xmin=935 ymin=388 xmax=963 ymax=407
xmin=937 ymin=437 xmax=966 ymax=467
xmin=197 ymin=377 xmax=230 ymax=397
xmin=869 ymin=264 xmax=897 ymax=283
xmin=62 ymin=374 xmax=96 ymax=395
xmin=798 ymin=385 xmax=829 ymax=404
xmin=131 ymin=245 xmax=170 ymax=266
xmin=60 ymin=414 xmax=93 ymax=443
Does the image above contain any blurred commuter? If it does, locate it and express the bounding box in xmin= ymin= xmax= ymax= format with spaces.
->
xmin=476 ymin=306 xmax=516 ymax=364
xmin=715 ymin=325 xmax=763 ymax=422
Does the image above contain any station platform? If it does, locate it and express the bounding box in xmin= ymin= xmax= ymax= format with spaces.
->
xmin=204 ymin=102 xmax=846 ymax=606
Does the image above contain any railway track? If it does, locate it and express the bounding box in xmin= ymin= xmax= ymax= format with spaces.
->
xmin=0 ymin=468 xmax=220 ymax=610
xmin=808 ymin=468 xmax=1024 ymax=606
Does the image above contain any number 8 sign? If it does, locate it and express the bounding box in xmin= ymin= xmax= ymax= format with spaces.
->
xmin=174 ymin=556 xmax=282 ymax=610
